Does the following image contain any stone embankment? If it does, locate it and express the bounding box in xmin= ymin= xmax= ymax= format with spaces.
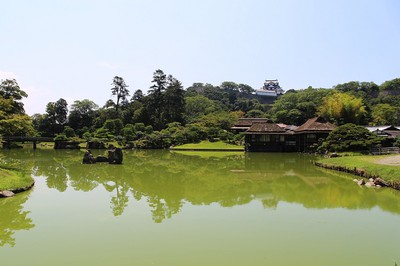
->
xmin=314 ymin=162 xmax=400 ymax=190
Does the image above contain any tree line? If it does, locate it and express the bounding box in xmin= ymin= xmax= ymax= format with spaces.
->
xmin=1 ymin=70 xmax=400 ymax=148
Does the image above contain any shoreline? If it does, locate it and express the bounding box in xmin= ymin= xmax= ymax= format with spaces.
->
xmin=170 ymin=148 xmax=244 ymax=151
xmin=314 ymin=161 xmax=400 ymax=191
xmin=0 ymin=168 xmax=35 ymax=198
xmin=0 ymin=181 xmax=35 ymax=198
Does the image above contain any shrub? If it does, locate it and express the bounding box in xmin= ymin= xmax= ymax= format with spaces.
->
xmin=319 ymin=123 xmax=382 ymax=152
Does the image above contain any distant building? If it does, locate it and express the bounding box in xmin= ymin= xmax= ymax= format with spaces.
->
xmin=365 ymin=125 xmax=400 ymax=147
xmin=231 ymin=118 xmax=273 ymax=132
xmin=255 ymin=79 xmax=285 ymax=97
xmin=365 ymin=125 xmax=400 ymax=138
xmin=234 ymin=117 xmax=336 ymax=152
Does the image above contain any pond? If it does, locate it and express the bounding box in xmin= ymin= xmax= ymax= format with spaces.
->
xmin=1 ymin=149 xmax=400 ymax=265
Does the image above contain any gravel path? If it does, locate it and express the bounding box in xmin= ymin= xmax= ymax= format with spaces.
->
xmin=376 ymin=155 xmax=400 ymax=165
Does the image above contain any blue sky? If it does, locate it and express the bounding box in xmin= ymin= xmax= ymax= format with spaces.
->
xmin=1 ymin=0 xmax=399 ymax=115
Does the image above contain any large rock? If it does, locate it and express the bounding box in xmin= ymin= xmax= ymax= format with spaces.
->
xmin=108 ymin=148 xmax=123 ymax=164
xmin=0 ymin=190 xmax=15 ymax=197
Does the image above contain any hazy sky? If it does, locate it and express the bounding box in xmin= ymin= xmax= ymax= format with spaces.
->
xmin=1 ymin=0 xmax=399 ymax=115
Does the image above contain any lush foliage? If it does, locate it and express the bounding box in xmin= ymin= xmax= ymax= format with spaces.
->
xmin=271 ymin=87 xmax=331 ymax=125
xmin=0 ymin=79 xmax=34 ymax=137
xmin=319 ymin=123 xmax=382 ymax=152
xmin=318 ymin=92 xmax=367 ymax=125
xmin=371 ymin=104 xmax=399 ymax=125
xmin=2 ymin=72 xmax=400 ymax=150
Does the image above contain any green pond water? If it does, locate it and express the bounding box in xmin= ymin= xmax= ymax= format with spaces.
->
xmin=1 ymin=149 xmax=400 ymax=265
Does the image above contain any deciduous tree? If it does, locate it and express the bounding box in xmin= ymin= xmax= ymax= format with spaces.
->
xmin=318 ymin=92 xmax=367 ymax=125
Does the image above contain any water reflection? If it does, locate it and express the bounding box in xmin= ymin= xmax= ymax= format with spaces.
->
xmin=0 ymin=191 xmax=34 ymax=247
xmin=3 ymin=149 xmax=400 ymax=224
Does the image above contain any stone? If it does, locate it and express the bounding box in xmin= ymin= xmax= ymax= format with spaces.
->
xmin=108 ymin=147 xmax=123 ymax=164
xmin=96 ymin=155 xmax=109 ymax=163
xmin=373 ymin=178 xmax=389 ymax=187
xmin=1 ymin=190 xmax=15 ymax=197
xmin=357 ymin=179 xmax=365 ymax=186
xmin=82 ymin=150 xmax=96 ymax=164
xmin=365 ymin=181 xmax=374 ymax=188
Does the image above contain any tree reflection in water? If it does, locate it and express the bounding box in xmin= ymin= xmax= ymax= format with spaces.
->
xmin=4 ymin=149 xmax=400 ymax=224
xmin=0 ymin=191 xmax=34 ymax=247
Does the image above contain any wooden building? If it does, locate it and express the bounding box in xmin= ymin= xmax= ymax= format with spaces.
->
xmin=244 ymin=117 xmax=336 ymax=152
xmin=231 ymin=118 xmax=273 ymax=132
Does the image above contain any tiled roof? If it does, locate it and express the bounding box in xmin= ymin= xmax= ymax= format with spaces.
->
xmin=246 ymin=122 xmax=286 ymax=134
xmin=366 ymin=125 xmax=400 ymax=132
xmin=234 ymin=118 xmax=272 ymax=127
xmin=295 ymin=117 xmax=336 ymax=132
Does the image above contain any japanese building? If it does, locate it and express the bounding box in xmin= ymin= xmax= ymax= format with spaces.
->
xmin=242 ymin=117 xmax=336 ymax=152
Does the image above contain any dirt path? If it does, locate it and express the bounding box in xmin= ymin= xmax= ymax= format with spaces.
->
xmin=376 ymin=155 xmax=400 ymax=166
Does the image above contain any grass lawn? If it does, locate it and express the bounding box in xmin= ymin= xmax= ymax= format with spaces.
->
xmin=171 ymin=140 xmax=244 ymax=151
xmin=171 ymin=150 xmax=244 ymax=158
xmin=0 ymin=168 xmax=34 ymax=191
xmin=318 ymin=154 xmax=400 ymax=181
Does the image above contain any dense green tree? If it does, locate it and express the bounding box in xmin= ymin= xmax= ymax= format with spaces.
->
xmin=63 ymin=126 xmax=76 ymax=138
xmin=197 ymin=111 xmax=242 ymax=131
xmin=334 ymin=81 xmax=379 ymax=104
xmin=131 ymin=89 xmax=144 ymax=102
xmin=318 ymin=92 xmax=367 ymax=125
xmin=31 ymin=113 xmax=45 ymax=133
xmin=185 ymin=83 xmax=204 ymax=96
xmin=134 ymin=123 xmax=146 ymax=133
xmin=271 ymin=88 xmax=331 ymax=125
xmin=234 ymin=98 xmax=262 ymax=113
xmin=44 ymin=98 xmax=68 ymax=135
xmin=68 ymin=99 xmax=98 ymax=134
xmin=220 ymin=81 xmax=239 ymax=105
xmin=319 ymin=123 xmax=382 ymax=152
xmin=163 ymin=75 xmax=185 ymax=125
xmin=146 ymin=69 xmax=167 ymax=129
xmin=185 ymin=95 xmax=216 ymax=122
xmin=103 ymin=119 xmax=123 ymax=136
xmin=94 ymin=127 xmax=112 ymax=139
xmin=380 ymin=78 xmax=400 ymax=92
xmin=220 ymin=81 xmax=239 ymax=91
xmin=378 ymin=78 xmax=400 ymax=106
xmin=370 ymin=104 xmax=399 ymax=126
xmin=0 ymin=79 xmax=34 ymax=137
xmin=0 ymin=114 xmax=35 ymax=137
xmin=0 ymin=79 xmax=28 ymax=114
xmin=111 ymin=76 xmax=130 ymax=112
xmin=202 ymin=84 xmax=230 ymax=106
xmin=238 ymin=83 xmax=255 ymax=94
xmin=245 ymin=109 xmax=266 ymax=118
xmin=122 ymin=124 xmax=136 ymax=141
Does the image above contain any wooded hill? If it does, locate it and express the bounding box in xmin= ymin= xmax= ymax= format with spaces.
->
xmin=1 ymin=70 xmax=400 ymax=148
